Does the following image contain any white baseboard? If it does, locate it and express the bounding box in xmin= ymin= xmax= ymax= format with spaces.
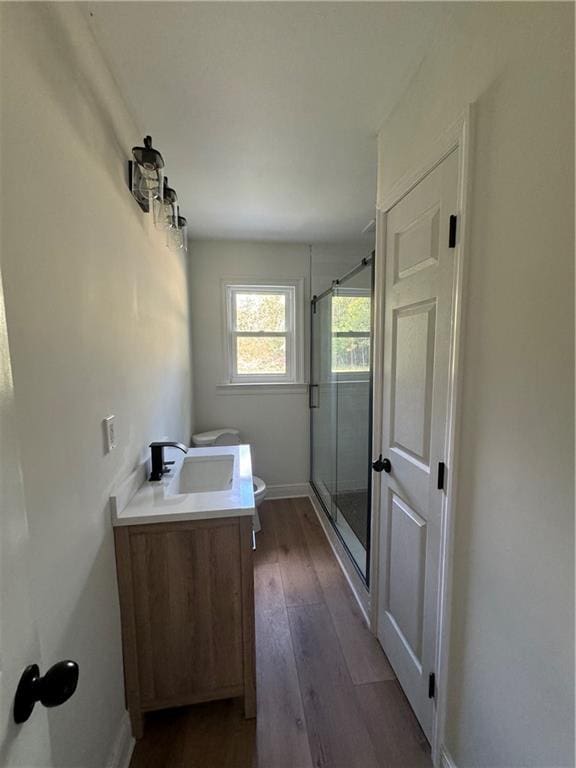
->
xmin=266 ymin=483 xmax=310 ymax=499
xmin=440 ymin=747 xmax=458 ymax=768
xmin=106 ymin=712 xmax=135 ymax=768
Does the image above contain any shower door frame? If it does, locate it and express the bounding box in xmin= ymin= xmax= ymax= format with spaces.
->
xmin=309 ymin=255 xmax=375 ymax=588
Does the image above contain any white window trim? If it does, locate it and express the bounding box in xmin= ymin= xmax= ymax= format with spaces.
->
xmin=221 ymin=278 xmax=305 ymax=386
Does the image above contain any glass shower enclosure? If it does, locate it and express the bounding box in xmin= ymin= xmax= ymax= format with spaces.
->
xmin=310 ymin=255 xmax=374 ymax=583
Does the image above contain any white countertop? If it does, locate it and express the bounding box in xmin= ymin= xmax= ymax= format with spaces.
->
xmin=111 ymin=445 xmax=255 ymax=527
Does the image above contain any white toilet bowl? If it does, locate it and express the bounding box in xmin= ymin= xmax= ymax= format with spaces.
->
xmin=252 ymin=476 xmax=267 ymax=533
xmin=253 ymin=475 xmax=267 ymax=507
xmin=191 ymin=429 xmax=267 ymax=531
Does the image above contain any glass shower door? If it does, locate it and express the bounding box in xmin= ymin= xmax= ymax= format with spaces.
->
xmin=333 ymin=267 xmax=373 ymax=578
xmin=310 ymin=257 xmax=374 ymax=584
xmin=310 ymin=293 xmax=337 ymax=520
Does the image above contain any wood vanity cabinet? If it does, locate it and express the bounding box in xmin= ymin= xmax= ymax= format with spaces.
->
xmin=113 ymin=514 xmax=256 ymax=738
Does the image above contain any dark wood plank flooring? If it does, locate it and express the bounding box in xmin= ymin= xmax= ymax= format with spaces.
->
xmin=130 ymin=498 xmax=431 ymax=768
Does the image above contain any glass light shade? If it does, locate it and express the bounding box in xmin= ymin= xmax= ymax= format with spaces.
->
xmin=179 ymin=217 xmax=188 ymax=253
xmin=132 ymin=136 xmax=164 ymax=172
xmin=167 ymin=216 xmax=187 ymax=251
xmin=130 ymin=136 xmax=165 ymax=211
xmin=153 ymin=177 xmax=179 ymax=230
xmin=130 ymin=162 xmax=163 ymax=209
xmin=154 ymin=198 xmax=179 ymax=231
xmin=168 ymin=227 xmax=183 ymax=250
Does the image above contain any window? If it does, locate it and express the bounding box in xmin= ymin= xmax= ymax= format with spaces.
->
xmin=331 ymin=289 xmax=371 ymax=375
xmin=224 ymin=281 xmax=303 ymax=384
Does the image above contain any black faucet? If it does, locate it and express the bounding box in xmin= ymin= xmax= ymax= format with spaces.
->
xmin=149 ymin=442 xmax=188 ymax=482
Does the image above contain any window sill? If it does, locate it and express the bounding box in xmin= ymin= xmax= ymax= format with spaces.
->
xmin=217 ymin=382 xmax=308 ymax=395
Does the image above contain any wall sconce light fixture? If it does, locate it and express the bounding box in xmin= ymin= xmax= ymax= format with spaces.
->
xmin=129 ymin=135 xmax=187 ymax=253
xmin=129 ymin=136 xmax=164 ymax=212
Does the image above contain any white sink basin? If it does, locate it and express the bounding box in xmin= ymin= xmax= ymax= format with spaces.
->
xmin=110 ymin=445 xmax=255 ymax=527
xmin=176 ymin=455 xmax=234 ymax=494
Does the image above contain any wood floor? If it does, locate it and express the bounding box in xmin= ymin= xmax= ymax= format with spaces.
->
xmin=130 ymin=498 xmax=431 ymax=768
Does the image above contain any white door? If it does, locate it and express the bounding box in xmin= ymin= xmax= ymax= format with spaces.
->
xmin=377 ymin=149 xmax=458 ymax=741
xmin=0 ymin=266 xmax=52 ymax=766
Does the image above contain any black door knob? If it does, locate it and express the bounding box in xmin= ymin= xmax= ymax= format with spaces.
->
xmin=14 ymin=660 xmax=79 ymax=724
xmin=372 ymin=455 xmax=392 ymax=473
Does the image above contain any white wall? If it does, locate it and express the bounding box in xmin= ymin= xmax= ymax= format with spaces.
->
xmin=310 ymin=242 xmax=369 ymax=297
xmin=189 ymin=240 xmax=310 ymax=487
xmin=377 ymin=3 xmax=574 ymax=766
xmin=0 ymin=4 xmax=192 ymax=766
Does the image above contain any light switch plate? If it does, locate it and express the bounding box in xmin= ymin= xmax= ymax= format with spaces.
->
xmin=103 ymin=415 xmax=117 ymax=453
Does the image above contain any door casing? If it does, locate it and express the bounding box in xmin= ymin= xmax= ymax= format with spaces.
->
xmin=369 ymin=106 xmax=474 ymax=767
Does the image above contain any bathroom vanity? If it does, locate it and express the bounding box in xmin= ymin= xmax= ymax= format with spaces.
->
xmin=111 ymin=445 xmax=256 ymax=739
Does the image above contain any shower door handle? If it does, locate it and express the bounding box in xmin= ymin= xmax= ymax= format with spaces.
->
xmin=372 ymin=455 xmax=391 ymax=473
xmin=309 ymin=384 xmax=319 ymax=409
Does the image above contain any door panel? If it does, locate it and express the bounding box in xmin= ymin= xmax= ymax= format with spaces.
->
xmin=391 ymin=301 xmax=436 ymax=464
xmin=393 ymin=204 xmax=440 ymax=282
xmin=0 ymin=268 xmax=52 ymax=764
xmin=387 ymin=493 xmax=427 ymax=661
xmin=377 ymin=150 xmax=458 ymax=741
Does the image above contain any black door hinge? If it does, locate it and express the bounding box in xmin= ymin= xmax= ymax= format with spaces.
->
xmin=428 ymin=673 xmax=436 ymax=699
xmin=312 ymin=296 xmax=318 ymax=314
xmin=437 ymin=461 xmax=446 ymax=491
xmin=448 ymin=215 xmax=457 ymax=248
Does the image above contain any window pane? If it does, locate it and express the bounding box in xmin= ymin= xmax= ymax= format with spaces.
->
xmin=332 ymin=295 xmax=371 ymax=333
xmin=235 ymin=293 xmax=286 ymax=332
xmin=332 ymin=336 xmax=370 ymax=373
xmin=237 ymin=336 xmax=286 ymax=375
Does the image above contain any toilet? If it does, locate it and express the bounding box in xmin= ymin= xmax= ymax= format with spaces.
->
xmin=191 ymin=428 xmax=265 ymax=532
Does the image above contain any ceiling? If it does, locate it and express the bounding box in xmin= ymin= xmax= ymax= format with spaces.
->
xmin=86 ymin=2 xmax=444 ymax=243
